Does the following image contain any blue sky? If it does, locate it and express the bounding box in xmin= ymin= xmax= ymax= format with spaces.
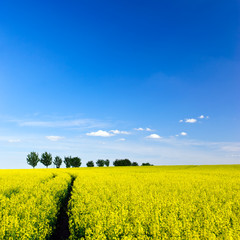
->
xmin=0 ymin=0 xmax=239 ymax=168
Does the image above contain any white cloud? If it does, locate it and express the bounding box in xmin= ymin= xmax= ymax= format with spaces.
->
xmin=134 ymin=128 xmax=144 ymax=131
xmin=110 ymin=130 xmax=120 ymax=134
xmin=180 ymin=115 xmax=209 ymax=122
xmin=110 ymin=130 xmax=130 ymax=135
xmin=46 ymin=136 xmax=64 ymax=141
xmin=8 ymin=139 xmax=21 ymax=143
xmin=180 ymin=132 xmax=187 ymax=136
xmin=185 ymin=118 xmax=197 ymax=123
xmin=86 ymin=129 xmax=130 ymax=137
xmin=134 ymin=127 xmax=153 ymax=131
xmin=146 ymin=134 xmax=162 ymax=139
xmin=86 ymin=130 xmax=114 ymax=137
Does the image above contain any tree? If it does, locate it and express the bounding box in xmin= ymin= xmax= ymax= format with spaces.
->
xmin=53 ymin=156 xmax=62 ymax=168
xmin=64 ymin=156 xmax=71 ymax=168
xmin=40 ymin=152 xmax=52 ymax=168
xmin=141 ymin=162 xmax=153 ymax=166
xmin=132 ymin=162 xmax=139 ymax=166
xmin=104 ymin=159 xmax=110 ymax=167
xmin=113 ymin=159 xmax=132 ymax=166
xmin=96 ymin=159 xmax=105 ymax=167
xmin=70 ymin=157 xmax=81 ymax=168
xmin=86 ymin=161 xmax=94 ymax=167
xmin=26 ymin=152 xmax=39 ymax=168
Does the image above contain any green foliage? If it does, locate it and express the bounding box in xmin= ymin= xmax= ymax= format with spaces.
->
xmin=53 ymin=156 xmax=62 ymax=168
xmin=141 ymin=162 xmax=153 ymax=166
xmin=96 ymin=159 xmax=105 ymax=167
xmin=86 ymin=161 xmax=94 ymax=167
xmin=132 ymin=161 xmax=139 ymax=166
xmin=70 ymin=157 xmax=81 ymax=168
xmin=64 ymin=156 xmax=71 ymax=168
xmin=40 ymin=152 xmax=52 ymax=168
xmin=104 ymin=159 xmax=110 ymax=167
xmin=113 ymin=159 xmax=132 ymax=166
xmin=26 ymin=152 xmax=39 ymax=168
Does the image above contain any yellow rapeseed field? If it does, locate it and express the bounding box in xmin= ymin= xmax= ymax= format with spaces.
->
xmin=68 ymin=165 xmax=240 ymax=239
xmin=0 ymin=165 xmax=240 ymax=239
xmin=0 ymin=169 xmax=71 ymax=239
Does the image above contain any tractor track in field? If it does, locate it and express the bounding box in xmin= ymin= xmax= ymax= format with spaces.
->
xmin=51 ymin=176 xmax=75 ymax=240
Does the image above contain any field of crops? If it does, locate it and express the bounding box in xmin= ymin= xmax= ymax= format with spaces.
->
xmin=0 ymin=169 xmax=71 ymax=239
xmin=0 ymin=165 xmax=240 ymax=239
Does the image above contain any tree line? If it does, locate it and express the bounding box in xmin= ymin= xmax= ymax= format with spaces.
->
xmin=26 ymin=152 xmax=153 ymax=168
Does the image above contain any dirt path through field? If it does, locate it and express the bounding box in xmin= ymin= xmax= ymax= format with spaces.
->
xmin=51 ymin=176 xmax=75 ymax=240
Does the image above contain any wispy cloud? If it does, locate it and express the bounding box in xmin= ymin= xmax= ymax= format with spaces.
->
xmin=146 ymin=134 xmax=162 ymax=139
xmin=8 ymin=139 xmax=21 ymax=143
xmin=118 ymin=138 xmax=126 ymax=141
xmin=20 ymin=119 xmax=95 ymax=127
xmin=46 ymin=136 xmax=64 ymax=141
xmin=13 ymin=117 xmax=108 ymax=129
xmin=157 ymin=138 xmax=240 ymax=154
xmin=221 ymin=145 xmax=240 ymax=152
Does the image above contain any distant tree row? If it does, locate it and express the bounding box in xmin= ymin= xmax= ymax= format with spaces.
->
xmin=26 ymin=152 xmax=153 ymax=168
xmin=26 ymin=152 xmax=81 ymax=168
xmin=141 ymin=162 xmax=153 ymax=166
xmin=86 ymin=159 xmax=153 ymax=167
xmin=113 ymin=159 xmax=153 ymax=166
xmin=86 ymin=159 xmax=110 ymax=167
